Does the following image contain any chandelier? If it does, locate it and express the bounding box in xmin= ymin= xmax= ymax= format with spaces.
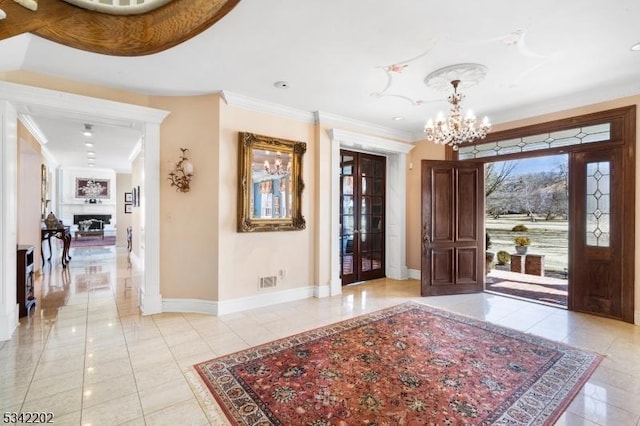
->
xmin=424 ymin=79 xmax=491 ymax=150
xmin=81 ymin=179 xmax=103 ymax=203
xmin=264 ymin=152 xmax=290 ymax=176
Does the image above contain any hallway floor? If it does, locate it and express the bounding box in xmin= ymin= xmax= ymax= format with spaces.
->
xmin=1 ymin=247 xmax=639 ymax=425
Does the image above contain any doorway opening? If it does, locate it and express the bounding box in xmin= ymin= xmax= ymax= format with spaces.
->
xmin=484 ymin=154 xmax=569 ymax=308
xmin=340 ymin=150 xmax=386 ymax=285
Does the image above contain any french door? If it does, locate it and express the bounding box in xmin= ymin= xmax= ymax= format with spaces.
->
xmin=340 ymin=151 xmax=385 ymax=285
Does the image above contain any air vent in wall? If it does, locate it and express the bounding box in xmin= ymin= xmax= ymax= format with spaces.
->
xmin=259 ymin=276 xmax=277 ymax=289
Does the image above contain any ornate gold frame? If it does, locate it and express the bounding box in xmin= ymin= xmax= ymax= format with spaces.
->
xmin=237 ymin=132 xmax=306 ymax=232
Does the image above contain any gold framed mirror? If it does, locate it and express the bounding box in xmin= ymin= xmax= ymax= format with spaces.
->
xmin=237 ymin=132 xmax=306 ymax=232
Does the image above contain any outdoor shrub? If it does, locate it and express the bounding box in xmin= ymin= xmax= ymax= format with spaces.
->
xmin=512 ymin=224 xmax=528 ymax=232
xmin=514 ymin=236 xmax=531 ymax=246
xmin=496 ymin=250 xmax=510 ymax=265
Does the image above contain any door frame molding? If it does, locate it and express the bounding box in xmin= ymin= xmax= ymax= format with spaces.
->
xmin=339 ymin=150 xmax=387 ymax=285
xmin=0 ymin=81 xmax=169 ymax=340
xmin=327 ymin=129 xmax=414 ymax=296
xmin=456 ymin=105 xmax=636 ymax=323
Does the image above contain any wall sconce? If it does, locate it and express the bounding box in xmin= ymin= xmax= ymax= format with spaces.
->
xmin=167 ymin=148 xmax=194 ymax=192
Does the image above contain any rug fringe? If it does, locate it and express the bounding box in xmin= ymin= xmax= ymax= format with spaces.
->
xmin=184 ymin=366 xmax=232 ymax=426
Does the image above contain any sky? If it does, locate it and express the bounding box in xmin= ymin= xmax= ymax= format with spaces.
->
xmin=501 ymin=154 xmax=568 ymax=176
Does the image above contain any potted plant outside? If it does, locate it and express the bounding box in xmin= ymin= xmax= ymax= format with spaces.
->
xmin=514 ymin=236 xmax=531 ymax=255
xmin=485 ymin=232 xmax=495 ymax=274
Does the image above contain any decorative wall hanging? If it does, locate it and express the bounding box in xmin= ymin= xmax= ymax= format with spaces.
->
xmin=237 ymin=132 xmax=306 ymax=232
xmin=75 ymin=178 xmax=110 ymax=202
xmin=167 ymin=148 xmax=194 ymax=192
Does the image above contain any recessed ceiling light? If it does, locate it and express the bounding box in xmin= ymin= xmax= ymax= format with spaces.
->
xmin=83 ymin=124 xmax=93 ymax=137
xmin=88 ymin=163 xmax=95 ymax=167
xmin=274 ymin=81 xmax=289 ymax=89
xmin=85 ymin=142 xmax=94 ymax=147
xmin=392 ymin=116 xmax=405 ymax=121
xmin=632 ymin=42 xmax=640 ymax=51
xmin=87 ymin=151 xmax=95 ymax=157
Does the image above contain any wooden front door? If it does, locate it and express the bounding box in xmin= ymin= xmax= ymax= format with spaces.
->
xmin=421 ymin=161 xmax=484 ymax=296
xmin=340 ymin=151 xmax=386 ymax=285
xmin=570 ymin=147 xmax=633 ymax=322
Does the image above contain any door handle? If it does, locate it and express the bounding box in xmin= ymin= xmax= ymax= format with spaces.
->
xmin=422 ymin=224 xmax=430 ymax=252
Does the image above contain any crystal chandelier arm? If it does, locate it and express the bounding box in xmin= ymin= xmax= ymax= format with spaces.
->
xmin=424 ymin=78 xmax=491 ymax=150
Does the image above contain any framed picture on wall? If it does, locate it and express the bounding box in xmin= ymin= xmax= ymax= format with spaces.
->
xmin=125 ymin=204 xmax=133 ymax=214
xmin=136 ymin=185 xmax=141 ymax=206
xmin=132 ymin=187 xmax=137 ymax=206
xmin=124 ymin=192 xmax=133 ymax=203
xmin=75 ymin=178 xmax=110 ymax=199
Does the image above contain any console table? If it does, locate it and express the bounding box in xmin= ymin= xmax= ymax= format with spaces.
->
xmin=41 ymin=226 xmax=72 ymax=268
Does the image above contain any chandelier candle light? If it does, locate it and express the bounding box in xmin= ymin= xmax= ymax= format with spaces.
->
xmin=264 ymin=152 xmax=290 ymax=176
xmin=168 ymin=148 xmax=194 ymax=192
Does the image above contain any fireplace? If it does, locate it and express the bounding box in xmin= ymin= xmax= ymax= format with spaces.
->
xmin=73 ymin=215 xmax=112 ymax=230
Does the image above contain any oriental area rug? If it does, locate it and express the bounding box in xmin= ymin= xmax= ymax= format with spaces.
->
xmin=189 ymin=302 xmax=600 ymax=426
xmin=70 ymin=235 xmax=116 ymax=248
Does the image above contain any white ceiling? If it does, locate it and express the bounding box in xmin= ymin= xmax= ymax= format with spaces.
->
xmin=2 ymin=0 xmax=640 ymax=171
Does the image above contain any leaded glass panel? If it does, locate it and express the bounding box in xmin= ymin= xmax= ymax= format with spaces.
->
xmin=458 ymin=123 xmax=611 ymax=160
xmin=585 ymin=161 xmax=610 ymax=247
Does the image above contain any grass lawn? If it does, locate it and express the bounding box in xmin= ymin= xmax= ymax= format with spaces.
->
xmin=486 ymin=214 xmax=568 ymax=274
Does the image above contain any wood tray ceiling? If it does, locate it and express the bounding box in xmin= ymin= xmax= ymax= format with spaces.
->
xmin=0 ymin=0 xmax=240 ymax=56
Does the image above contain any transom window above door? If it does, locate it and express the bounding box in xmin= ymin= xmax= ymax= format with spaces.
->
xmin=458 ymin=123 xmax=611 ymax=160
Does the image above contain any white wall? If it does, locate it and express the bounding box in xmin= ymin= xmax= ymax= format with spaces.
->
xmin=116 ymin=173 xmax=132 ymax=247
xmin=57 ymin=167 xmax=117 ymax=234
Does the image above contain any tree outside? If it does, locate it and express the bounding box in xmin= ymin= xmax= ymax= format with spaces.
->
xmin=485 ymin=155 xmax=569 ymax=276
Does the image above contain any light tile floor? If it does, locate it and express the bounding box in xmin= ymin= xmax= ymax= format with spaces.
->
xmin=1 ymin=247 xmax=640 ymax=425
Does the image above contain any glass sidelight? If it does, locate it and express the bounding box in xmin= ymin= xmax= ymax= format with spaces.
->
xmin=340 ymin=150 xmax=385 ymax=285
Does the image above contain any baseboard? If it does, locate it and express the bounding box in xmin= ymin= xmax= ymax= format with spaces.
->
xmin=0 ymin=304 xmax=19 ymax=341
xmin=139 ymin=287 xmax=162 ymax=316
xmin=162 ymin=285 xmax=316 ymax=316
xmin=314 ymin=284 xmax=331 ymax=298
xmin=408 ymin=268 xmax=421 ymax=280
xmin=218 ymin=286 xmax=315 ymax=316
xmin=163 ymin=298 xmax=218 ymax=315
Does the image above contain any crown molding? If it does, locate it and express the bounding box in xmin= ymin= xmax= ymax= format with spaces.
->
xmin=0 ymin=81 xmax=170 ymax=125
xmin=218 ymin=91 xmax=418 ymax=143
xmin=18 ymin=113 xmax=47 ymax=146
xmin=317 ymin=111 xmax=414 ymax=143
xmin=220 ymin=91 xmax=315 ymax=124
xmin=328 ymin=128 xmax=414 ymax=155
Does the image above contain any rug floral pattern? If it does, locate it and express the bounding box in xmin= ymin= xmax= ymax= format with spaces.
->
xmin=193 ymin=302 xmax=600 ymax=425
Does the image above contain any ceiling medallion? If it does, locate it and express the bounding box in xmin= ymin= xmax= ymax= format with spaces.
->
xmin=423 ymin=63 xmax=488 ymax=92
xmin=423 ymin=64 xmax=491 ymax=150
